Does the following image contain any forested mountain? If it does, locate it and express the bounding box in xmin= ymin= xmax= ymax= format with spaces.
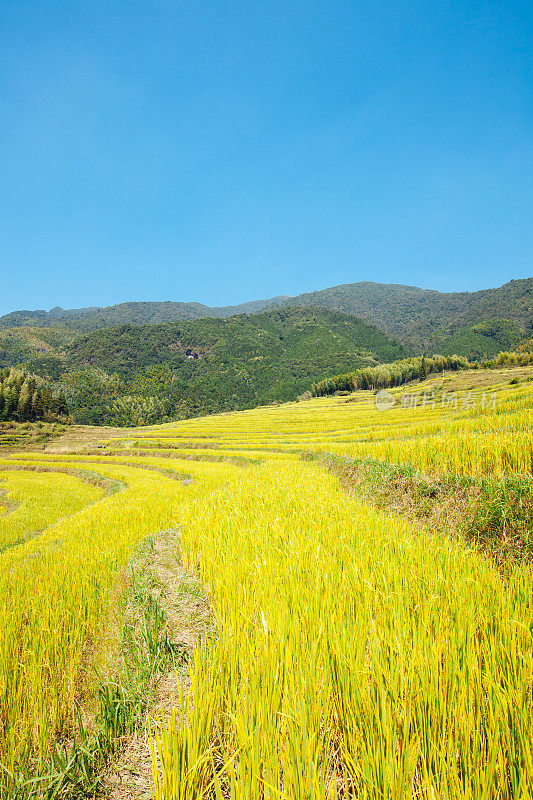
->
xmin=286 ymin=278 xmax=533 ymax=351
xmin=0 ymin=296 xmax=290 ymax=332
xmin=0 ymin=326 xmax=74 ymax=376
xmin=66 ymin=306 xmax=404 ymax=375
xmin=61 ymin=307 xmax=405 ymax=424
xmin=1 ymin=278 xmax=531 ymax=426
xmin=0 ymin=308 xmax=406 ymax=425
xmin=430 ymin=319 xmax=523 ymax=359
xmin=2 ymin=278 xmax=531 ymax=354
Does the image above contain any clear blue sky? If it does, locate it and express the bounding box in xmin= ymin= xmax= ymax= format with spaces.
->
xmin=1 ymin=1 xmax=532 ymax=316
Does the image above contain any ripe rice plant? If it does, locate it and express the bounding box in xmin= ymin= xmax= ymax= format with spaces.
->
xmin=152 ymin=460 xmax=533 ymax=799
xmin=0 ymin=468 xmax=104 ymax=553
xmin=0 ymin=459 xmax=239 ymax=780
xmin=0 ymin=368 xmax=531 ymax=796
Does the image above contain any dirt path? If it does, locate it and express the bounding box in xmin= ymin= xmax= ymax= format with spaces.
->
xmin=102 ymin=531 xmax=211 ymax=800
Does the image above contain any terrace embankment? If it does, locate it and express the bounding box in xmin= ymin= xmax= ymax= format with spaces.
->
xmin=304 ymin=452 xmax=533 ymax=568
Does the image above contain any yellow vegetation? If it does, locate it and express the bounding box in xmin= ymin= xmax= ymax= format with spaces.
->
xmin=0 ymin=368 xmax=531 ymax=797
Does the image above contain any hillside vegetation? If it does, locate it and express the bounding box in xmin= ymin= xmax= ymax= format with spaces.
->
xmin=0 ymin=326 xmax=71 ymax=377
xmin=430 ymin=318 xmax=523 ymax=358
xmin=287 ymin=278 xmax=533 ymax=351
xmin=0 ymin=308 xmax=407 ymax=425
xmin=3 ymin=315 xmax=533 ymax=427
xmin=1 ymin=280 xmax=532 ymax=425
xmin=0 ymin=366 xmax=531 ymax=798
xmin=310 ymin=349 xmax=533 ymax=397
xmin=1 ymin=277 xmax=531 ymax=355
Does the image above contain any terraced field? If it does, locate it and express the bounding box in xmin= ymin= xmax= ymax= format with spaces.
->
xmin=0 ymin=367 xmax=532 ymax=798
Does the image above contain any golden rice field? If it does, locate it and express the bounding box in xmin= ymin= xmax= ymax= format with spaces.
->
xmin=0 ymin=368 xmax=532 ymax=798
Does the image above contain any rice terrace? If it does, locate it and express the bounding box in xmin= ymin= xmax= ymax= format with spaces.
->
xmin=3 ymin=1 xmax=533 ymax=797
xmin=0 ymin=355 xmax=532 ymax=798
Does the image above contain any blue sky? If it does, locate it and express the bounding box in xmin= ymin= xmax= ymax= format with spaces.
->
xmin=1 ymin=1 xmax=532 ymax=315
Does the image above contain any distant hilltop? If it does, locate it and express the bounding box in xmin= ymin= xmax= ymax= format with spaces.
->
xmin=0 ymin=296 xmax=291 ymax=330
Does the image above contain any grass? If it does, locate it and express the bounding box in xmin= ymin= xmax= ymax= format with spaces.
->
xmin=0 ymin=366 xmax=531 ymax=797
xmin=305 ymin=452 xmax=533 ymax=567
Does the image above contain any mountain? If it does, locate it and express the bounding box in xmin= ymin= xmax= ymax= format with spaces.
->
xmin=0 ymin=306 xmax=407 ymax=425
xmin=2 ymin=277 xmax=531 ymax=425
xmin=60 ymin=306 xmax=406 ymax=424
xmin=285 ymin=278 xmax=533 ymax=351
xmin=0 ymin=326 xmax=75 ymax=377
xmin=0 ymin=296 xmax=290 ymax=332
xmin=2 ymin=278 xmax=531 ymax=354
xmin=430 ymin=319 xmax=523 ymax=359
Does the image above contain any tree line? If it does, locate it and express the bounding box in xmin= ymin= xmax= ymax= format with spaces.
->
xmin=2 ymin=349 xmax=533 ymax=426
xmin=308 ymin=355 xmax=469 ymax=397
xmin=0 ymin=368 xmax=68 ymax=422
xmin=306 ymin=351 xmax=533 ymax=398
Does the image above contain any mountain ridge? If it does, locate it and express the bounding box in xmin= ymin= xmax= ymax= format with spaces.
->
xmin=0 ymin=296 xmax=291 ymax=331
xmin=1 ymin=278 xmax=531 ymax=354
xmin=284 ymin=278 xmax=533 ymax=350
